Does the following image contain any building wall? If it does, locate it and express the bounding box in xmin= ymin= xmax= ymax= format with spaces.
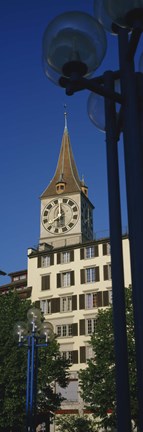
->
xmin=28 ymin=236 xmax=131 ymax=372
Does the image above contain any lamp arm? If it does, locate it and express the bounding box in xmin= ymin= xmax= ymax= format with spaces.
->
xmin=60 ymin=73 xmax=122 ymax=104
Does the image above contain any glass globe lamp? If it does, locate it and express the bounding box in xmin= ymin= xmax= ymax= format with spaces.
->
xmin=40 ymin=322 xmax=54 ymax=343
xmin=102 ymin=0 xmax=143 ymax=29
xmin=87 ymin=79 xmax=121 ymax=132
xmin=13 ymin=322 xmax=27 ymax=343
xmin=27 ymin=307 xmax=41 ymax=332
xmin=42 ymin=11 xmax=107 ymax=84
xmin=94 ymin=0 xmax=118 ymax=34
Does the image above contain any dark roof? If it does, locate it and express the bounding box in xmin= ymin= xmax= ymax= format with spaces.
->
xmin=41 ymin=127 xmax=81 ymax=198
xmin=8 ymin=269 xmax=27 ymax=277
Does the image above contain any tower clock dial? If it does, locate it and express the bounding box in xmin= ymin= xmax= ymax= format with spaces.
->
xmin=42 ymin=197 xmax=79 ymax=234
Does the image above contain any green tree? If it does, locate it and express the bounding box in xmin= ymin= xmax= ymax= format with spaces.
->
xmin=0 ymin=292 xmax=69 ymax=432
xmin=55 ymin=414 xmax=96 ymax=432
xmin=79 ymin=288 xmax=138 ymax=431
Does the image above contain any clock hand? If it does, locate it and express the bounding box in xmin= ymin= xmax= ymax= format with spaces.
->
xmin=48 ymin=215 xmax=60 ymax=224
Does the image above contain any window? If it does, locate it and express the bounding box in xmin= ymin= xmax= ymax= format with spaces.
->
xmin=40 ymin=299 xmax=51 ymax=314
xmin=56 ymin=183 xmax=65 ymax=193
xmin=57 ymin=250 xmax=74 ymax=265
xmin=62 ymin=251 xmax=70 ymax=264
xmin=60 ymin=296 xmax=72 ymax=312
xmin=108 ymin=264 xmax=112 ymax=279
xmin=86 ymin=293 xmax=97 ymax=309
xmin=56 ymin=380 xmax=78 ymax=402
xmin=86 ymin=318 xmax=97 ymax=335
xmin=80 ymin=245 xmax=98 ymax=260
xmin=62 ymin=272 xmax=71 ymax=287
xmin=20 ymin=274 xmax=26 ymax=280
xmin=85 ymin=246 xmax=95 ymax=259
xmin=56 ymin=324 xmax=72 ymax=337
xmin=103 ymin=264 xmax=112 ymax=280
xmin=86 ymin=267 xmax=96 ymax=283
xmin=103 ymin=242 xmax=110 ymax=255
xmin=81 ymin=267 xmax=99 ymax=284
xmin=13 ymin=276 xmax=19 ymax=281
xmin=61 ymin=351 xmax=73 ymax=362
xmin=41 ymin=255 xmax=50 ymax=268
xmin=109 ymin=290 xmax=113 ymax=304
xmin=57 ymin=271 xmax=74 ymax=288
xmin=86 ymin=345 xmax=94 ymax=360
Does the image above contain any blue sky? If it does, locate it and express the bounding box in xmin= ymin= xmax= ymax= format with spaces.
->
xmin=0 ymin=0 xmax=141 ymax=283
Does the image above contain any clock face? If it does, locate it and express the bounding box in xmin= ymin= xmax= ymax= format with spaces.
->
xmin=42 ymin=197 xmax=79 ymax=234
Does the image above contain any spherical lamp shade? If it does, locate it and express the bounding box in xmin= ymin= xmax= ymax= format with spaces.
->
xmin=94 ymin=0 xmax=118 ymax=34
xmin=42 ymin=11 xmax=107 ymax=84
xmin=87 ymin=79 xmax=121 ymax=132
xmin=40 ymin=322 xmax=54 ymax=342
xmin=13 ymin=322 xmax=27 ymax=342
xmin=103 ymin=0 xmax=143 ymax=29
xmin=27 ymin=307 xmax=41 ymax=331
xmin=87 ymin=91 xmax=106 ymax=132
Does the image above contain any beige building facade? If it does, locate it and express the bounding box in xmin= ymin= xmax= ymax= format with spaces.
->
xmin=27 ymin=115 xmax=131 ymax=423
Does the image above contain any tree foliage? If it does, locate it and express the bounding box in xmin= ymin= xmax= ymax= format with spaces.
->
xmin=55 ymin=414 xmax=96 ymax=432
xmin=79 ymin=288 xmax=138 ymax=430
xmin=0 ymin=292 xmax=69 ymax=431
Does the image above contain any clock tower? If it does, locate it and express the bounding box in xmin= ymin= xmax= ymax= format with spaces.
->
xmin=40 ymin=112 xmax=94 ymax=248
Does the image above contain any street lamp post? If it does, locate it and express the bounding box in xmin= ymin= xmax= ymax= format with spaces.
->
xmin=14 ymin=307 xmax=53 ymax=432
xmin=42 ymin=1 xmax=143 ymax=431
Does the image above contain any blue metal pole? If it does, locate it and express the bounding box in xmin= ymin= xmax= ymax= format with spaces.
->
xmin=104 ymin=71 xmax=131 ymax=432
xmin=118 ymin=27 xmax=143 ymax=431
xmin=26 ymin=335 xmax=31 ymax=430
xmin=30 ymin=333 xmax=35 ymax=432
xmin=33 ymin=342 xmax=38 ymax=429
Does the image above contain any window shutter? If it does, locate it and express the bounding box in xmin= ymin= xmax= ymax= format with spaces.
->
xmin=80 ymin=319 xmax=85 ymax=335
xmin=103 ymin=291 xmax=109 ymax=306
xmin=57 ymin=273 xmax=61 ymax=288
xmin=103 ymin=243 xmax=107 ymax=255
xmin=97 ymin=292 xmax=102 ymax=307
xmin=70 ymin=271 xmax=75 ymax=286
xmin=80 ymin=346 xmax=86 ymax=363
xmin=37 ymin=256 xmax=41 ymax=268
xmin=41 ymin=275 xmax=50 ymax=291
xmin=94 ymin=245 xmax=99 ymax=257
xmin=70 ymin=250 xmax=74 ymax=261
xmin=79 ymin=294 xmax=85 ymax=310
xmin=96 ymin=266 xmax=100 ymax=281
xmin=51 ymin=298 xmax=60 ymax=313
xmin=51 ymin=298 xmax=55 ymax=313
xmin=103 ymin=265 xmax=108 ymax=280
xmin=72 ymin=323 xmax=78 ymax=336
xmin=72 ymin=295 xmax=77 ymax=311
xmin=72 ymin=350 xmax=78 ymax=364
xmin=50 ymin=254 xmax=54 ymax=266
xmin=80 ymin=269 xmax=85 ymax=284
xmin=57 ymin=253 xmax=61 ymax=264
xmin=20 ymin=293 xmax=27 ymax=299
xmin=80 ymin=248 xmax=84 ymax=260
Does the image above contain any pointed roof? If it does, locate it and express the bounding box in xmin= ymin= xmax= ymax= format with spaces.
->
xmin=41 ymin=114 xmax=81 ymax=198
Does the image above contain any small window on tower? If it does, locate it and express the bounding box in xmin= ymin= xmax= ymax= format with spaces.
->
xmin=56 ymin=183 xmax=65 ymax=194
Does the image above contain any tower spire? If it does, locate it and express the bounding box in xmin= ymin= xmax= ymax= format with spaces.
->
xmin=64 ymin=104 xmax=68 ymax=130
xmin=41 ymin=111 xmax=82 ymax=198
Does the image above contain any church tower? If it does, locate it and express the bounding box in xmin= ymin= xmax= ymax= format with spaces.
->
xmin=40 ymin=111 xmax=94 ymax=248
